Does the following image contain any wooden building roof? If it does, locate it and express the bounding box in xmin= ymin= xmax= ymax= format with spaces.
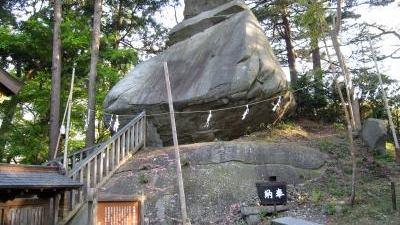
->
xmin=0 ymin=68 xmax=24 ymax=96
xmin=0 ymin=164 xmax=82 ymax=201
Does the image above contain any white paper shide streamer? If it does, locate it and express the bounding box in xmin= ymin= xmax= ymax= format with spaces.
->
xmin=272 ymin=96 xmax=282 ymax=112
xmin=205 ymin=110 xmax=212 ymax=128
xmin=242 ymin=105 xmax=249 ymax=120
xmin=113 ymin=115 xmax=120 ymax=132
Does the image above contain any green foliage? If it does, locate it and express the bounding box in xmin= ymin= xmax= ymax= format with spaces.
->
xmin=138 ymin=173 xmax=149 ymax=184
xmin=295 ymin=0 xmax=326 ymax=44
xmin=0 ymin=0 xmax=176 ymax=163
xmin=318 ymin=138 xmax=349 ymax=159
xmin=311 ymin=189 xmax=322 ymax=203
xmin=292 ymin=74 xmax=338 ymax=121
xmin=353 ymin=71 xmax=397 ymax=120
xmin=327 ymin=199 xmax=337 ymax=215
xmin=181 ymin=158 xmax=190 ymax=167
xmin=258 ymin=211 xmax=268 ymax=220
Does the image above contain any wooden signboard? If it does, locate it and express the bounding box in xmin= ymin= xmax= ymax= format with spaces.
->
xmin=97 ymin=201 xmax=140 ymax=225
xmin=256 ymin=182 xmax=287 ymax=205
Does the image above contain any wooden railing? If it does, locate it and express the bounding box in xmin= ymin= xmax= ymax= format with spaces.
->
xmin=45 ymin=145 xmax=100 ymax=169
xmin=58 ymin=111 xmax=146 ymax=225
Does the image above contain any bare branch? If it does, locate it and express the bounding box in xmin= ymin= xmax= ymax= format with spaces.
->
xmin=366 ymin=23 xmax=400 ymax=41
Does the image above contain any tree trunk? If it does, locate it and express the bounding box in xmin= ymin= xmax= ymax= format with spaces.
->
xmin=311 ymin=38 xmax=323 ymax=92
xmin=113 ymin=0 xmax=123 ymax=49
xmin=352 ymin=97 xmax=362 ymax=130
xmin=86 ymin=0 xmax=103 ymax=147
xmin=311 ymin=37 xmax=326 ymax=115
xmin=281 ymin=7 xmax=297 ymax=83
xmin=49 ymin=0 xmax=62 ymax=160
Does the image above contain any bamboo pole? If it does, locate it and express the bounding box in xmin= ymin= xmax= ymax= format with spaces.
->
xmin=368 ymin=35 xmax=400 ymax=159
xmin=323 ymin=37 xmax=357 ymax=206
xmin=330 ymin=16 xmax=356 ymax=130
xmin=163 ymin=62 xmax=191 ymax=225
xmin=335 ymin=78 xmax=357 ymax=206
xmin=63 ymin=65 xmax=75 ymax=170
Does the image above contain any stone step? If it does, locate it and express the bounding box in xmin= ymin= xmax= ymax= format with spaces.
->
xmin=271 ymin=217 xmax=323 ymax=225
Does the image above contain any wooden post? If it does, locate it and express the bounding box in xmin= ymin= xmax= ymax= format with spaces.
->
xmin=163 ymin=62 xmax=191 ymax=225
xmin=53 ymin=194 xmax=61 ymax=225
xmin=87 ymin=188 xmax=97 ymax=225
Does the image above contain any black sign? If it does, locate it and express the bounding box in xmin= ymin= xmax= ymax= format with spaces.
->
xmin=256 ymin=182 xmax=287 ymax=205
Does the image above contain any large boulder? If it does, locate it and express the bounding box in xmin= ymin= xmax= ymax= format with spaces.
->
xmin=361 ymin=118 xmax=388 ymax=154
xmin=103 ymin=0 xmax=295 ymax=146
xmin=183 ymin=0 xmax=233 ymax=19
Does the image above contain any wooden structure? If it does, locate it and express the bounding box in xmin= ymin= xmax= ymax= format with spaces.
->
xmin=0 ymin=68 xmax=24 ymax=97
xmin=0 ymin=164 xmax=82 ymax=225
xmin=0 ymin=71 xmax=147 ymax=224
xmin=47 ymin=111 xmax=146 ymax=224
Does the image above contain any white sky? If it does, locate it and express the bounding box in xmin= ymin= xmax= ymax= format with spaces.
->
xmin=358 ymin=0 xmax=400 ymax=81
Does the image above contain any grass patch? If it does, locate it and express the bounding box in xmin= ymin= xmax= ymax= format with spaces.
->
xmin=311 ymin=189 xmax=322 ymax=203
xmin=138 ymin=173 xmax=149 ymax=184
xmin=318 ymin=138 xmax=349 ymax=158
xmin=326 ymin=199 xmax=337 ymax=215
xmin=181 ymin=158 xmax=190 ymax=167
xmin=384 ymin=142 xmax=396 ymax=161
xmin=235 ymin=119 xmax=400 ymax=224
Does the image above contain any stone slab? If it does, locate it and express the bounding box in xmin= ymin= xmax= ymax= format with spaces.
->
xmin=272 ymin=217 xmax=323 ymax=225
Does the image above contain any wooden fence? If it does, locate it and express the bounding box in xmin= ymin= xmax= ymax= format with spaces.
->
xmin=0 ymin=199 xmax=50 ymax=225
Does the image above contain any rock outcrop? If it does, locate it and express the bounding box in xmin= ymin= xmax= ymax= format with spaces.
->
xmin=103 ymin=0 xmax=295 ymax=146
xmin=99 ymin=141 xmax=327 ymax=224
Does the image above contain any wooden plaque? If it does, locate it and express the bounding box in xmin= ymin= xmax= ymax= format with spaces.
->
xmin=97 ymin=201 xmax=140 ymax=225
xmin=256 ymin=182 xmax=287 ymax=205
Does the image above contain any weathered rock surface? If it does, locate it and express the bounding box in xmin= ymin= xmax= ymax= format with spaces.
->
xmin=361 ymin=118 xmax=387 ymax=154
xmin=103 ymin=0 xmax=294 ymax=146
xmin=99 ymin=141 xmax=327 ymax=224
xmin=241 ymin=205 xmax=290 ymax=225
xmin=183 ymin=0 xmax=233 ymax=19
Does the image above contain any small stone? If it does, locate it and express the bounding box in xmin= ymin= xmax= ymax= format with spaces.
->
xmin=246 ymin=214 xmax=261 ymax=225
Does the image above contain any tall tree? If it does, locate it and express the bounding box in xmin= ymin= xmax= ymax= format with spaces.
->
xmin=280 ymin=5 xmax=297 ymax=83
xmin=49 ymin=0 xmax=62 ymax=160
xmin=250 ymin=0 xmax=298 ymax=82
xmin=1 ymin=0 xmax=169 ymax=163
xmin=86 ymin=0 xmax=103 ymax=147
